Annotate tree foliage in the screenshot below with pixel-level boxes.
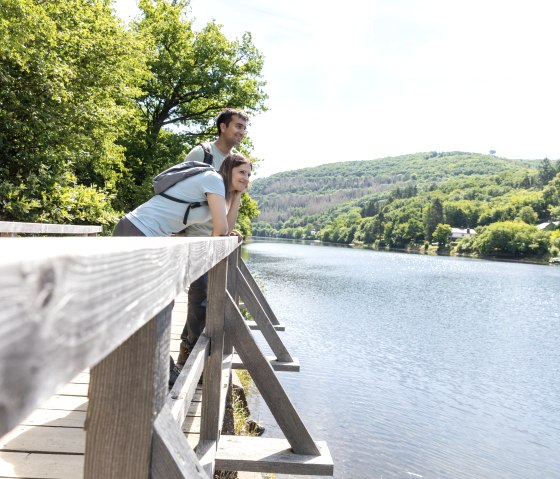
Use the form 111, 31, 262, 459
117, 0, 268, 213
0, 0, 145, 225
1, 0, 266, 233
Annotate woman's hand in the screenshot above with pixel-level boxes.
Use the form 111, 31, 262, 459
230, 229, 244, 243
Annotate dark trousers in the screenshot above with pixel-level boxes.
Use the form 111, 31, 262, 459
180, 273, 208, 353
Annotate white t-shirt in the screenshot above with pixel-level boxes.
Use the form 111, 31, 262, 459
126, 170, 225, 237
181, 142, 229, 237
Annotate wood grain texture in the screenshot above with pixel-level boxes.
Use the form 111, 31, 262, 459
0, 236, 238, 436
231, 353, 300, 372
0, 221, 102, 235
168, 336, 209, 425
151, 405, 208, 479
0, 451, 84, 478
199, 258, 228, 479
84, 303, 172, 478
215, 436, 333, 476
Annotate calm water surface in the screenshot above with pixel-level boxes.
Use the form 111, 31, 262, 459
241, 240, 560, 479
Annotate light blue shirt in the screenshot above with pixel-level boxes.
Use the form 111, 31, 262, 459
126, 170, 225, 236
182, 142, 229, 237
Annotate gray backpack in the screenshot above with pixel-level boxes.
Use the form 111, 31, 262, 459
151, 143, 215, 227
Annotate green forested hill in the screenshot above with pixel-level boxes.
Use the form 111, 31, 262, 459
251, 152, 532, 222
250, 152, 560, 259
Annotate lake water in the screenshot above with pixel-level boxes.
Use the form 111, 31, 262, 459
240, 239, 560, 479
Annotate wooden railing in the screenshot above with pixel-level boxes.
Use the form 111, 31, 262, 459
0, 224, 333, 477
0, 221, 102, 236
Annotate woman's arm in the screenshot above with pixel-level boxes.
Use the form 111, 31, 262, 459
206, 193, 229, 236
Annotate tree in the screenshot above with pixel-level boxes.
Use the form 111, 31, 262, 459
0, 0, 146, 225
470, 221, 549, 257
423, 198, 444, 241
236, 192, 260, 237
116, 0, 268, 211
516, 205, 538, 225
538, 158, 556, 185
432, 223, 452, 247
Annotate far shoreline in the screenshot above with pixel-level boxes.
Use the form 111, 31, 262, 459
246, 236, 557, 267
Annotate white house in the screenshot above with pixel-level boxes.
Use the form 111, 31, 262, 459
536, 221, 559, 231
450, 227, 476, 239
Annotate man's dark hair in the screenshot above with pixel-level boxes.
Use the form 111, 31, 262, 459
216, 108, 249, 136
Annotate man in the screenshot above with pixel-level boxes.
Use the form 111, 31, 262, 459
174, 108, 249, 374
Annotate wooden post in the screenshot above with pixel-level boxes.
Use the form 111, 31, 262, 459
198, 257, 228, 476
84, 302, 173, 478
224, 248, 240, 355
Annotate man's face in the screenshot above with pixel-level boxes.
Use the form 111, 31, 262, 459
220, 115, 247, 146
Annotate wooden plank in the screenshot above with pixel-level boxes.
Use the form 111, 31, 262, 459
168, 336, 209, 425
20, 409, 86, 428
0, 221, 102, 235
151, 404, 208, 479
84, 303, 172, 479
56, 382, 89, 396
231, 353, 300, 372
215, 436, 333, 476
225, 294, 320, 455
238, 259, 281, 326
237, 269, 293, 362
39, 395, 88, 412
0, 451, 84, 478
0, 425, 85, 454
0, 236, 238, 436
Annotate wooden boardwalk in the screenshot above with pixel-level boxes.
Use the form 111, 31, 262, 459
0, 292, 202, 478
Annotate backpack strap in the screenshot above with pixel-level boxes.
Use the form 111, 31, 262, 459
158, 193, 208, 225
200, 142, 213, 165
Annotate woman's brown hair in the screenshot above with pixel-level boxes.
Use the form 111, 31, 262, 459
218, 154, 252, 201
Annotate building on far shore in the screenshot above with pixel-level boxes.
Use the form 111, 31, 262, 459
450, 227, 476, 239
537, 221, 560, 231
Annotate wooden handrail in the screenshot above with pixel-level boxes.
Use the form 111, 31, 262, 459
0, 221, 102, 236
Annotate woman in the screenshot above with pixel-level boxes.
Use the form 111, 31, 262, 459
113, 153, 252, 238
113, 154, 252, 388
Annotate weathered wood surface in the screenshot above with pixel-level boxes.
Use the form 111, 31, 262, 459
231, 353, 300, 372
0, 236, 238, 436
0, 221, 102, 236
199, 257, 228, 478
237, 267, 293, 362
216, 437, 333, 476
1, 236, 334, 477
0, 293, 205, 478
84, 303, 173, 478
238, 258, 281, 326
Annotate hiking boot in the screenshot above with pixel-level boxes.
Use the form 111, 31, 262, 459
176, 342, 190, 368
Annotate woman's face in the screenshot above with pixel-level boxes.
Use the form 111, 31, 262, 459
230, 162, 252, 192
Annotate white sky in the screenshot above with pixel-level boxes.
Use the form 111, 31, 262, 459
113, 0, 560, 177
